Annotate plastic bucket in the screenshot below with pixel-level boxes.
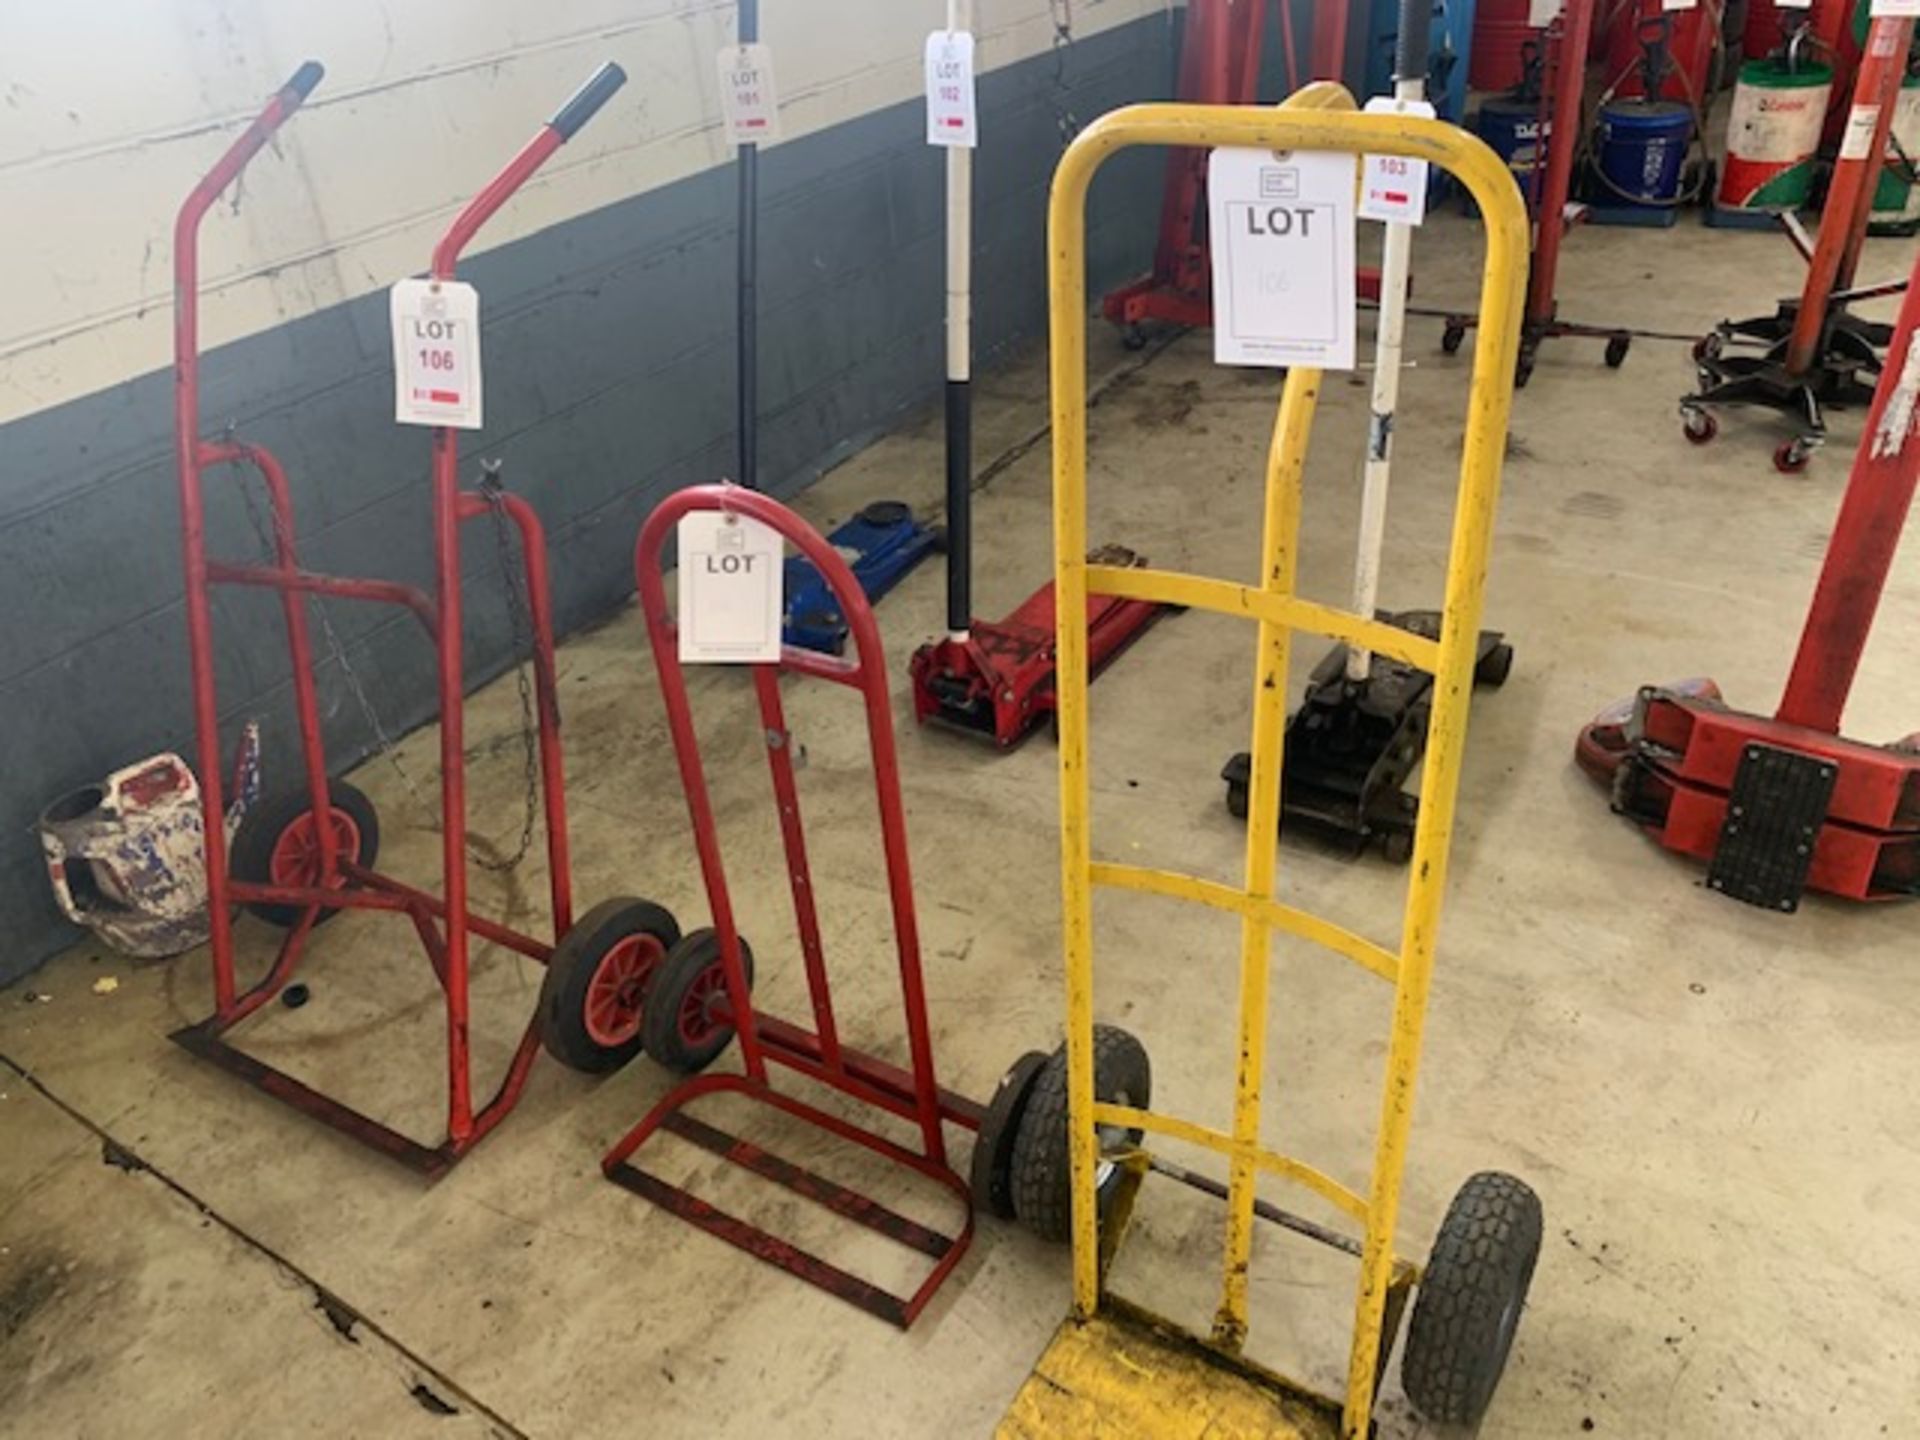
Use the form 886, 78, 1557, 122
1595, 99, 1693, 207
1478, 97, 1552, 213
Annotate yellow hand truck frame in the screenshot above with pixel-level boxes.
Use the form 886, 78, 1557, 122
993, 89, 1539, 1440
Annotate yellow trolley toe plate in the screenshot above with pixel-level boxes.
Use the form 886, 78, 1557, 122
999, 1302, 1342, 1440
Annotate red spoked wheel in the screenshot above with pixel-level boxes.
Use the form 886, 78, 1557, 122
229, 783, 381, 927
538, 898, 683, 1074
641, 928, 757, 1075
1773, 437, 1814, 475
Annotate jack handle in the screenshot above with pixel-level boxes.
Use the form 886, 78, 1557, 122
550, 60, 627, 140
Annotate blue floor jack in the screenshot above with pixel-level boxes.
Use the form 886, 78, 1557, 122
728, 0, 936, 654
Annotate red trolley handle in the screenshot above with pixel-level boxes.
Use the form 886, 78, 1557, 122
430, 61, 626, 279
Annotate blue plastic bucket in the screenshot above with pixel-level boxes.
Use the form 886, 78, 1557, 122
1477, 97, 1551, 214
1596, 99, 1692, 208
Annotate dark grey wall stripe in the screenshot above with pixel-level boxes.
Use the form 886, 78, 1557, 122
0, 15, 1174, 981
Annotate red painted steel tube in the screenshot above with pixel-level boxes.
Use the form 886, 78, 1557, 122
1777, 249, 1920, 735
174, 64, 322, 1013
1531, 0, 1596, 330
633, 484, 951, 1167
1311, 0, 1351, 81
202, 561, 439, 632
1785, 16, 1915, 377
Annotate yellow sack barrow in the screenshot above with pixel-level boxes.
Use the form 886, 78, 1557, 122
978, 87, 1541, 1440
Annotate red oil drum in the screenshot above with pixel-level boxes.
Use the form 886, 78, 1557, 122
1603, 0, 1720, 106
1471, 0, 1542, 92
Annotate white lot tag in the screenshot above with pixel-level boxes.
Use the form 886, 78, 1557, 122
678, 510, 782, 664
1360, 96, 1435, 226
718, 43, 781, 145
1528, 0, 1562, 23
926, 31, 978, 147
1662, 0, 1697, 11
1777, 0, 1812, 9
1208, 147, 1358, 370
1870, 0, 1920, 17
1839, 104, 1882, 160
390, 278, 481, 429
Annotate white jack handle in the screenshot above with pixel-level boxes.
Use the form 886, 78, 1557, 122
1347, 63, 1427, 683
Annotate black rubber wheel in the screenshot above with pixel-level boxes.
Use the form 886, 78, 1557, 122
1681, 407, 1717, 445
1474, 642, 1515, 689
537, 897, 683, 1074
1603, 335, 1630, 369
640, 928, 757, 1075
1514, 352, 1535, 389
1402, 1171, 1544, 1428
1121, 323, 1148, 352
1441, 322, 1466, 355
969, 1051, 1048, 1220
229, 782, 380, 927
858, 500, 913, 528
1380, 828, 1415, 865
1007, 1026, 1151, 1244
1225, 780, 1249, 821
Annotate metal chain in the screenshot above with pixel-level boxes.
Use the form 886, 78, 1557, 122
1048, 0, 1080, 146
229, 439, 539, 871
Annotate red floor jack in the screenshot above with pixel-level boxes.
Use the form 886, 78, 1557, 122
605, 485, 976, 1327
909, 0, 1169, 748
169, 62, 678, 1178
1098, 0, 1387, 348
1438, 0, 1663, 384
1577, 246, 1920, 909
1683, 14, 1918, 473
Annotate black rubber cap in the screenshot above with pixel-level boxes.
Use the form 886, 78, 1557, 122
286, 60, 324, 104
550, 62, 626, 141
1394, 0, 1430, 85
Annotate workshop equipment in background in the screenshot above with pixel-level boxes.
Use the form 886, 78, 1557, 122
912, 0, 1172, 750
1577, 246, 1920, 908
607, 485, 973, 1329
1442, 0, 1667, 384
1476, 43, 1555, 214
1365, 0, 1474, 126
169, 62, 678, 1178
729, 0, 938, 654
1584, 14, 1709, 226
1683, 12, 1916, 472
1867, 67, 1920, 235
1471, 0, 1540, 90
1710, 22, 1833, 229
39, 728, 259, 959
1602, 0, 1721, 105
1099, 0, 1387, 348
985, 81, 1542, 1440
1223, 11, 1515, 863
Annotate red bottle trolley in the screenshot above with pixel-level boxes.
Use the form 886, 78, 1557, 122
169, 61, 678, 1177
603, 485, 974, 1328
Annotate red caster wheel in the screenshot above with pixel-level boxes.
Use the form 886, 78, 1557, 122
229, 782, 380, 927
641, 928, 758, 1074
1773, 437, 1813, 475
1681, 407, 1717, 445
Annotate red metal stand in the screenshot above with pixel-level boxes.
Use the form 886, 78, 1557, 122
606, 486, 976, 1328
1578, 248, 1920, 907
170, 63, 646, 1177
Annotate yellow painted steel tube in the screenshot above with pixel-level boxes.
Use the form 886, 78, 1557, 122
1047, 98, 1529, 1440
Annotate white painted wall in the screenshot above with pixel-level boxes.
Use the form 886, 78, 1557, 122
0, 0, 1170, 424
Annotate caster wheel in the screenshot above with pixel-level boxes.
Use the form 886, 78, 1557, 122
1380, 828, 1415, 865
969, 1050, 1048, 1220
1121, 323, 1148, 352
1692, 332, 1723, 363
537, 898, 683, 1073
1441, 322, 1466, 355
1474, 641, 1515, 689
640, 928, 757, 1075
1603, 335, 1630, 369
1224, 781, 1249, 821
1681, 407, 1718, 445
1006, 1026, 1151, 1244
1773, 438, 1813, 475
1514, 353, 1536, 389
1402, 1171, 1543, 1428
229, 782, 380, 927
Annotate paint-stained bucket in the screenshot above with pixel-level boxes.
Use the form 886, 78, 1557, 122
1718, 60, 1833, 212
1869, 74, 1920, 235
1595, 98, 1694, 208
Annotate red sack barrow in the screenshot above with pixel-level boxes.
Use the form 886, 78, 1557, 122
168, 61, 678, 1176
604, 485, 976, 1328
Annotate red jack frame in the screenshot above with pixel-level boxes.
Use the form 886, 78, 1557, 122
607, 485, 977, 1328
1577, 248, 1920, 908
169, 62, 655, 1177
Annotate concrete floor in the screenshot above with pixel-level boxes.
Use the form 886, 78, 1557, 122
5, 210, 1919, 1440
